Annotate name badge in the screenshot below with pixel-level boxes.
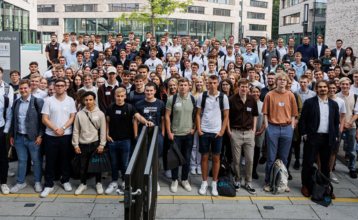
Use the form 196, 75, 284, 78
279, 102, 284, 106
91, 54, 94, 56
250, 58, 253, 60
176, 103, 182, 107
54, 47, 58, 50
116, 110, 121, 114
93, 116, 99, 120
247, 107, 252, 112
105, 91, 111, 95
329, 60, 331, 63
144, 110, 150, 113
266, 53, 269, 56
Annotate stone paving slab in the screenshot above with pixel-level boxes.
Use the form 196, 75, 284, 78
34, 218, 93, 220
257, 204, 319, 219
1, 218, 35, 220
310, 204, 358, 220
90, 204, 124, 218
32, 202, 95, 218
156, 204, 205, 219
204, 204, 262, 219
0, 202, 41, 216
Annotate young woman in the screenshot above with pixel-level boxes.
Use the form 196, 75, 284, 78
210, 48, 223, 69
190, 76, 207, 175
251, 86, 265, 179
320, 48, 332, 72
334, 76, 341, 93
210, 37, 217, 51
163, 53, 173, 69
335, 66, 344, 78
275, 64, 286, 74
201, 44, 208, 56
91, 69, 100, 87
340, 47, 357, 80
65, 68, 74, 81
152, 74, 166, 100
234, 55, 244, 73
76, 69, 84, 77
242, 62, 253, 78
219, 78, 234, 97
79, 73, 99, 107
188, 80, 193, 93
156, 64, 167, 81
304, 69, 314, 90
181, 51, 189, 63
104, 48, 117, 65
64, 77, 76, 100
98, 69, 105, 77
75, 89, 86, 112
227, 62, 236, 72
40, 77, 48, 93
229, 74, 239, 94
73, 74, 83, 93
228, 68, 236, 76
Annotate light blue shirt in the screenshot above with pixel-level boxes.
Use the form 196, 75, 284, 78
0, 95, 12, 133
242, 52, 259, 65
65, 51, 77, 67
290, 61, 308, 78
17, 95, 31, 134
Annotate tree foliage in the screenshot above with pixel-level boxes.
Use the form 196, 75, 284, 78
117, 0, 193, 37
271, 0, 280, 40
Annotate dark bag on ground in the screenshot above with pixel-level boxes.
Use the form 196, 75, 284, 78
311, 167, 333, 207
166, 141, 186, 170
87, 149, 112, 173
217, 172, 236, 197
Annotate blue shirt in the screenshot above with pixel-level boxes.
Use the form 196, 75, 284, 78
116, 42, 126, 51
17, 95, 31, 134
0, 95, 12, 133
242, 52, 260, 65
290, 61, 308, 78
65, 51, 77, 66
134, 99, 165, 131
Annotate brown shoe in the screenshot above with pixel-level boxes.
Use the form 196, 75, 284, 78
327, 188, 335, 199
293, 160, 300, 170
301, 185, 310, 197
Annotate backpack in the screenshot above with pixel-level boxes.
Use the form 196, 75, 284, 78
263, 48, 280, 65
310, 167, 333, 207
2, 96, 9, 122
190, 54, 207, 71
269, 159, 290, 194
201, 91, 224, 121
170, 94, 196, 123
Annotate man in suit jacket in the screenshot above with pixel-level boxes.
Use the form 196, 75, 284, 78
9, 79, 44, 194
314, 35, 328, 58
331, 39, 345, 64
299, 80, 340, 198
69, 51, 86, 71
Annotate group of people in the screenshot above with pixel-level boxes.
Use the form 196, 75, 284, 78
0, 31, 357, 199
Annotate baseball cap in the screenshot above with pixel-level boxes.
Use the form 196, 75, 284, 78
107, 66, 116, 74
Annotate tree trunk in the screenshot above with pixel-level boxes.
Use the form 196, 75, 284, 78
151, 0, 155, 37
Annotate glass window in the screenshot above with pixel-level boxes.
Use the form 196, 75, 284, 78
65, 4, 98, 12
197, 21, 207, 42
250, 0, 268, 8
22, 10, 29, 44
64, 18, 75, 33
249, 24, 267, 31
247, 12, 265, 19
215, 22, 225, 41
213, 8, 230, 16
284, 13, 300, 25
38, 18, 59, 26
177, 19, 188, 35
0, 1, 3, 31
208, 0, 230, 4
37, 5, 55, 12
282, 0, 300, 8
14, 7, 22, 32
314, 2, 327, 17
5, 2, 14, 31
108, 4, 139, 12
186, 6, 204, 14
86, 19, 96, 34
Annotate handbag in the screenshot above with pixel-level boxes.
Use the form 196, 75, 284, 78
310, 167, 333, 207
87, 148, 112, 173
217, 172, 236, 197
166, 140, 186, 170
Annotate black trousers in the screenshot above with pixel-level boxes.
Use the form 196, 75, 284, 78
287, 140, 301, 170
79, 142, 101, 184
221, 131, 233, 163
301, 134, 333, 186
0, 127, 8, 184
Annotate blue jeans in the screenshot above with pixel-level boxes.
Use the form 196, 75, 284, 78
108, 139, 131, 181
14, 135, 42, 184
199, 133, 223, 155
265, 124, 294, 183
170, 134, 193, 181
342, 129, 357, 171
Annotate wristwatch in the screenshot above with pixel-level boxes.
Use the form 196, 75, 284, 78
62, 126, 66, 130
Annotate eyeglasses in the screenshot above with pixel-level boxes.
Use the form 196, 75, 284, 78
55, 85, 65, 88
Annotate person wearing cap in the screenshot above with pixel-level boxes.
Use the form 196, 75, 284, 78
98, 66, 120, 114
45, 33, 59, 68
104, 61, 113, 73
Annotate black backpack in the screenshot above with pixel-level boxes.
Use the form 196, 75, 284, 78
2, 96, 9, 122
201, 91, 225, 121
310, 167, 334, 207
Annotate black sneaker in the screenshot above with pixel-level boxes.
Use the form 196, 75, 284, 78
234, 182, 241, 192
259, 156, 267, 164
350, 170, 357, 179
252, 170, 259, 180
288, 171, 292, 180
245, 184, 256, 195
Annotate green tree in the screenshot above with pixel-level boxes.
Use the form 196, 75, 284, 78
117, 0, 193, 37
271, 0, 280, 40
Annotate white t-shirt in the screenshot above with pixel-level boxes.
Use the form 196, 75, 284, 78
221, 54, 236, 70
197, 92, 229, 133
250, 80, 264, 89
94, 43, 103, 52
144, 58, 163, 73
43, 70, 53, 78
59, 42, 71, 56
183, 69, 192, 80
168, 46, 182, 59
290, 80, 300, 93
190, 54, 208, 74
41, 95, 77, 136
332, 97, 346, 114
32, 88, 47, 99
77, 44, 89, 52
349, 85, 358, 95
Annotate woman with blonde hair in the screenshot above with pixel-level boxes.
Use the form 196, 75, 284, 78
234, 55, 244, 73
156, 64, 167, 81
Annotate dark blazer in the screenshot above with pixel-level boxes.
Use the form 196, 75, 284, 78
314, 44, 328, 58
331, 48, 346, 64
9, 95, 44, 141
299, 96, 340, 146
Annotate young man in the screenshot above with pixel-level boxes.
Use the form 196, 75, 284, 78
214, 40, 225, 57
227, 78, 258, 194
120, 70, 132, 94
72, 91, 106, 195
315, 34, 328, 58
327, 68, 336, 81
190, 45, 208, 74
331, 39, 345, 64
262, 73, 298, 191
41, 78, 77, 198
287, 68, 299, 93
70, 32, 78, 44
166, 77, 196, 193
282, 46, 295, 63
234, 43, 241, 57
126, 32, 135, 44
262, 39, 280, 68
9, 70, 20, 101
264, 57, 278, 75
126, 73, 146, 106
298, 75, 316, 104
104, 33, 113, 49
276, 38, 287, 60
260, 72, 276, 102
23, 62, 39, 80
94, 35, 104, 52
30, 73, 47, 99
196, 75, 229, 196
115, 33, 126, 51
296, 36, 317, 65
336, 77, 358, 179
105, 88, 153, 193
88, 41, 99, 63
64, 43, 78, 66
45, 34, 59, 67
98, 67, 120, 114
144, 48, 163, 73
147, 37, 164, 61
181, 37, 191, 53
290, 52, 307, 79
83, 50, 93, 69
207, 61, 218, 76
117, 49, 130, 70
83, 34, 90, 46
182, 59, 192, 79
158, 37, 168, 61
168, 37, 182, 60
76, 35, 89, 52
248, 67, 264, 89
58, 33, 71, 57
221, 45, 236, 70
299, 80, 340, 197
9, 79, 44, 193
69, 51, 85, 71
349, 70, 358, 95
90, 34, 95, 42
79, 73, 99, 107
257, 37, 267, 63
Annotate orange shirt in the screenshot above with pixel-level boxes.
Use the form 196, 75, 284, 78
261, 89, 298, 124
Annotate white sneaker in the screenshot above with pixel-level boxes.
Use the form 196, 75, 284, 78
211, 182, 218, 197
199, 181, 208, 195
105, 182, 118, 195
197, 167, 202, 175
157, 182, 160, 192
40, 187, 53, 198
62, 182, 72, 192
34, 182, 43, 193
164, 170, 172, 179
75, 184, 87, 195
96, 183, 103, 195
1, 184, 10, 195
121, 181, 125, 189
190, 167, 197, 175
181, 180, 192, 192
241, 156, 246, 166
330, 172, 340, 184
10, 182, 27, 194
8, 169, 15, 177
170, 180, 178, 193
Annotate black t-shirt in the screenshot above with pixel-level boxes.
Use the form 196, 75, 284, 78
125, 91, 146, 106
106, 103, 137, 141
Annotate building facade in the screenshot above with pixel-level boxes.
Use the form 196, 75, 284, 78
36, 0, 271, 44
0, 0, 37, 44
